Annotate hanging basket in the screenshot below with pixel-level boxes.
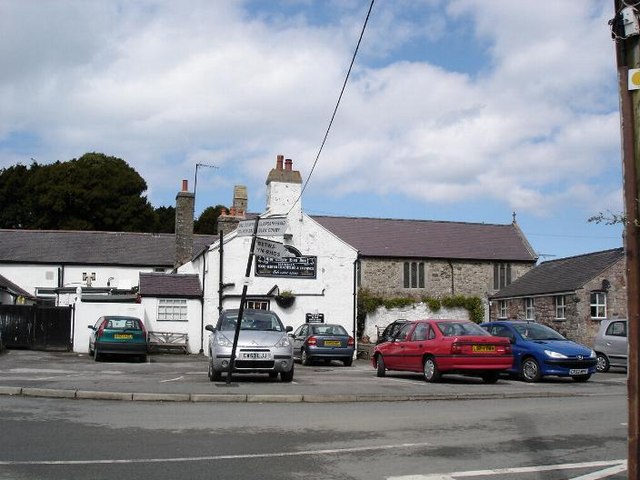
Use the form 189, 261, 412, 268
275, 294, 295, 308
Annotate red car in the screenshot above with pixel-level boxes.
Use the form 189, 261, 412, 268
372, 319, 513, 383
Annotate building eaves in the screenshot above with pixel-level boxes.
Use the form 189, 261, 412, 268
0, 273, 33, 298
491, 248, 625, 299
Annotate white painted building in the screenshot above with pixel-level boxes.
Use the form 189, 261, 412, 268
179, 156, 358, 353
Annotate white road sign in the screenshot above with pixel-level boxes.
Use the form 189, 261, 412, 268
254, 237, 294, 259
236, 217, 288, 237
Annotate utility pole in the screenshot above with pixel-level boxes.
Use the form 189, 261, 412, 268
612, 1, 640, 477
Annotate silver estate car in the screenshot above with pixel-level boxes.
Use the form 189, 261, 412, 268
593, 318, 628, 372
205, 309, 294, 382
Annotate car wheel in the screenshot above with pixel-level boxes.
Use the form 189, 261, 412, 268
94, 347, 101, 362
596, 353, 610, 373
343, 357, 353, 367
281, 364, 294, 382
139, 354, 147, 363
572, 374, 591, 382
423, 356, 441, 383
521, 357, 542, 382
268, 372, 278, 379
482, 372, 499, 384
376, 354, 386, 377
88, 343, 94, 357
208, 358, 221, 381
301, 349, 311, 366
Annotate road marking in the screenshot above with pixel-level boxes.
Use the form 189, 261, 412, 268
387, 459, 627, 479
569, 462, 627, 479
0, 442, 432, 466
159, 376, 184, 383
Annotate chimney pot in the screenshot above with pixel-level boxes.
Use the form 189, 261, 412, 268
182, 179, 188, 191
285, 158, 292, 171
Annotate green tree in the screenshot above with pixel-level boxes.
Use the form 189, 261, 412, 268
1, 153, 157, 231
152, 205, 176, 233
194, 205, 227, 234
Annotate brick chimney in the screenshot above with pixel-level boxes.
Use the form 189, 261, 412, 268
175, 179, 194, 267
217, 185, 248, 235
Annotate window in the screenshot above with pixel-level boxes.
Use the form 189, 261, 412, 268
498, 300, 507, 319
246, 300, 269, 310
606, 321, 627, 337
493, 263, 512, 289
403, 262, 425, 288
524, 298, 534, 320
555, 295, 566, 320
157, 299, 187, 321
590, 292, 607, 319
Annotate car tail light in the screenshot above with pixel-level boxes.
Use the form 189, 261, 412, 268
96, 321, 106, 338
307, 336, 317, 346
138, 320, 147, 337
500, 344, 512, 354
451, 342, 462, 354
347, 336, 354, 346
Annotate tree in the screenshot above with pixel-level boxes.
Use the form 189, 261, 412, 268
194, 205, 227, 234
0, 153, 157, 231
152, 206, 175, 233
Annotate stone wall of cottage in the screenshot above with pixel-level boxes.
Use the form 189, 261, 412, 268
360, 258, 534, 301
488, 258, 627, 345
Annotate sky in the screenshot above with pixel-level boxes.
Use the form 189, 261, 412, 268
0, 0, 625, 262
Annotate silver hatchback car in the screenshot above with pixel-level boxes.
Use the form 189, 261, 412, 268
593, 318, 628, 372
205, 309, 294, 382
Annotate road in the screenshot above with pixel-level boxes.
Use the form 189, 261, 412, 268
0, 388, 627, 480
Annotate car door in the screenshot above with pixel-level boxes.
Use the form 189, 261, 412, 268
605, 320, 628, 366
485, 324, 518, 371
291, 325, 308, 358
400, 322, 431, 372
382, 323, 415, 370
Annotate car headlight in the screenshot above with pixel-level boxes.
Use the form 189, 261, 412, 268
275, 335, 291, 348
215, 334, 233, 347
544, 350, 568, 359
589, 349, 596, 358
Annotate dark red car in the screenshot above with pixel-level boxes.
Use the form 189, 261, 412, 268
372, 319, 513, 383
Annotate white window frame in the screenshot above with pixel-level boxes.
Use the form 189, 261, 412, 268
524, 297, 534, 320
590, 291, 607, 319
246, 300, 269, 310
498, 300, 508, 319
157, 298, 188, 321
555, 295, 566, 320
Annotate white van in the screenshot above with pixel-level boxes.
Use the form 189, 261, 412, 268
593, 319, 628, 372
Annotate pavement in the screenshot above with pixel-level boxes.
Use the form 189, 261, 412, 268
0, 349, 629, 403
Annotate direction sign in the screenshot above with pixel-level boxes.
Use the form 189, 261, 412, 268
254, 237, 294, 259
236, 217, 288, 237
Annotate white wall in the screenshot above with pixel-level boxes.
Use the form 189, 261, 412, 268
140, 297, 203, 354
73, 301, 145, 353
364, 304, 470, 343
184, 213, 358, 355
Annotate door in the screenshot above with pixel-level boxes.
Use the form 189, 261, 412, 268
382, 322, 415, 370
605, 320, 628, 366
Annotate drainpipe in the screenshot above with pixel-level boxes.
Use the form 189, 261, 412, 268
218, 230, 224, 314
448, 260, 455, 295
199, 250, 207, 354
353, 255, 359, 346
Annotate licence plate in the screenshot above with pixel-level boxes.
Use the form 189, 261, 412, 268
114, 334, 133, 339
241, 352, 270, 360
569, 368, 588, 375
472, 345, 496, 353
324, 340, 341, 347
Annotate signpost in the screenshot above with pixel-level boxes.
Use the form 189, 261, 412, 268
254, 237, 295, 260
236, 217, 288, 237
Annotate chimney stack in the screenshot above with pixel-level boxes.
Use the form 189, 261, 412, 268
276, 154, 284, 170
285, 158, 292, 171
174, 179, 194, 268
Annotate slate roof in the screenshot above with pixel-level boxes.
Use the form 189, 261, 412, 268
139, 273, 202, 298
0, 230, 216, 267
311, 216, 537, 262
0, 273, 33, 298
491, 248, 625, 299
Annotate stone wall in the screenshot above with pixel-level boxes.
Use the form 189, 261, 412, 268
360, 257, 534, 301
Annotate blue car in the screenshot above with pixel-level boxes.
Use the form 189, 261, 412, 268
480, 321, 597, 382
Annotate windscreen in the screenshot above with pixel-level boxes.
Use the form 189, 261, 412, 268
311, 325, 348, 336
218, 311, 284, 332
437, 321, 489, 337
513, 323, 565, 341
